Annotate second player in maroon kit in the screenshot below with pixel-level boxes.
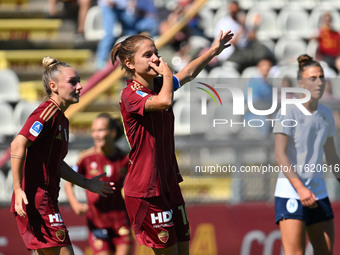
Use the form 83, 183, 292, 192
112, 31, 234, 255
65, 113, 132, 255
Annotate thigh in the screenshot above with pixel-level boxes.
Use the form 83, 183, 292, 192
35, 245, 74, 255
16, 210, 71, 251
170, 188, 190, 243
125, 195, 177, 249
279, 219, 306, 255
306, 219, 334, 255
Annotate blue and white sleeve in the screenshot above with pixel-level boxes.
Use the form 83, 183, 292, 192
173, 76, 181, 91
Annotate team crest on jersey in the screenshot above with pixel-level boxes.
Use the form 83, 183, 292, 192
29, 121, 43, 137
56, 229, 66, 242
118, 226, 130, 236
104, 165, 112, 177
158, 230, 169, 243
94, 239, 103, 250
136, 90, 148, 97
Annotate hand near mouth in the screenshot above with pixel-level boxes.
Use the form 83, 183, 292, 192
148, 57, 172, 77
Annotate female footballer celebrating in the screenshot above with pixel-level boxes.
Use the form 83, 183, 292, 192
274, 54, 340, 255
10, 57, 115, 255
111, 31, 233, 255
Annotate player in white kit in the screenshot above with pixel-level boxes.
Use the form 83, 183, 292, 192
273, 54, 340, 255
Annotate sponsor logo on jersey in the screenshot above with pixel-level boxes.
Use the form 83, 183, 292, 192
29, 121, 43, 137
136, 90, 148, 97
158, 230, 169, 243
56, 229, 66, 242
150, 210, 174, 228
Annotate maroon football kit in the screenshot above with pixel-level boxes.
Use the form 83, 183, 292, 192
120, 78, 190, 248
76, 148, 132, 253
10, 99, 72, 250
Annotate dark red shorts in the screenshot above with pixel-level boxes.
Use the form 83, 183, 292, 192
125, 186, 190, 249
88, 211, 132, 254
14, 209, 71, 250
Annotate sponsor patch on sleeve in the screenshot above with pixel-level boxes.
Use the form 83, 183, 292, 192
136, 90, 149, 97
29, 121, 43, 137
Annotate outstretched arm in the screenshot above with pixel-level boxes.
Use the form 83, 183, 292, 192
61, 161, 115, 197
175, 30, 234, 85
64, 181, 89, 215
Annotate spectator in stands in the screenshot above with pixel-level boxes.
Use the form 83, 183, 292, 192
65, 113, 132, 255
95, 0, 136, 70
133, 0, 159, 37
10, 56, 115, 254
312, 12, 340, 73
274, 54, 340, 255
48, 0, 92, 38
279, 76, 296, 101
214, 1, 275, 72
111, 31, 233, 255
244, 58, 274, 137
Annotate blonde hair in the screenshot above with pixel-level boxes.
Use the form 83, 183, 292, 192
42, 56, 71, 96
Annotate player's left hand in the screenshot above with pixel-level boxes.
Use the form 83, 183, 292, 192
212, 30, 234, 56
86, 173, 115, 197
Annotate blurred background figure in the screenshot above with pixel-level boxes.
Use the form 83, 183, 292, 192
95, 0, 136, 70
244, 58, 275, 137
313, 12, 340, 73
48, 0, 92, 39
65, 113, 132, 255
133, 0, 159, 37
214, 1, 274, 72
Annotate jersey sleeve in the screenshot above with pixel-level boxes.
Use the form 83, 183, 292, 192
19, 106, 52, 143
121, 87, 152, 116
173, 76, 180, 91
273, 107, 295, 137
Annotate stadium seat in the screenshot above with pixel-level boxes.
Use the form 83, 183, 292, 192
0, 49, 92, 71
241, 66, 260, 78
173, 99, 190, 135
309, 7, 340, 33
317, 0, 340, 10
274, 37, 307, 64
188, 35, 211, 51
306, 39, 318, 59
208, 66, 240, 79
259, 38, 276, 53
0, 0, 28, 10
253, 0, 285, 10
0, 101, 15, 138
285, 0, 317, 10
0, 68, 19, 103
198, 7, 215, 39
0, 171, 6, 202
0, 19, 62, 40
84, 5, 122, 41
238, 0, 255, 10
13, 100, 40, 133
245, 7, 280, 39
277, 7, 311, 38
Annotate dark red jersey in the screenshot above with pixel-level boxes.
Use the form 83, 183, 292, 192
10, 99, 69, 214
120, 78, 183, 198
76, 148, 129, 228
318, 28, 340, 57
